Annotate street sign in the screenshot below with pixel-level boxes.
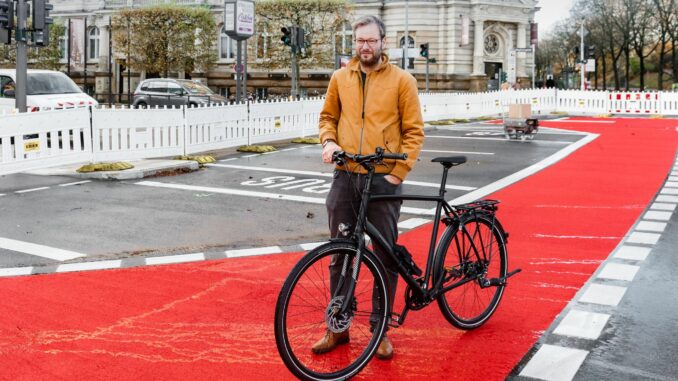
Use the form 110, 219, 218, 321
585, 59, 595, 72
234, 63, 244, 73
514, 48, 533, 53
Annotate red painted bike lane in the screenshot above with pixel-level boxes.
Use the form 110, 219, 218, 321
1, 118, 676, 380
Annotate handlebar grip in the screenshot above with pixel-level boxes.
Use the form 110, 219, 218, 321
383, 153, 408, 160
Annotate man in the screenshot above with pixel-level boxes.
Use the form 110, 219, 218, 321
314, 15, 424, 360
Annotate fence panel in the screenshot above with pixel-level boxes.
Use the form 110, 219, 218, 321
607, 92, 661, 114
91, 106, 184, 161
0, 108, 92, 176
248, 98, 321, 145
185, 103, 249, 154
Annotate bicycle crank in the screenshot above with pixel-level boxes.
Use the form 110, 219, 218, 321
479, 268, 522, 288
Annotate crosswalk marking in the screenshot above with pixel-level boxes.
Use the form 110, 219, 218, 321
145, 253, 205, 265
579, 284, 627, 306
597, 263, 639, 281
519, 344, 589, 381
553, 310, 610, 340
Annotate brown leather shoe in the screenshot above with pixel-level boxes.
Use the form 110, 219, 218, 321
375, 335, 393, 360
311, 331, 350, 354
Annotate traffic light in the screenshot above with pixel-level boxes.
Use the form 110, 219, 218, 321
33, 0, 53, 46
294, 27, 305, 50
0, 0, 13, 29
419, 43, 429, 58
281, 27, 292, 47
586, 45, 595, 59
0, 0, 12, 45
32, 0, 53, 31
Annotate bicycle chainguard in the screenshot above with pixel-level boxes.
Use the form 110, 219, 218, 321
480, 268, 522, 288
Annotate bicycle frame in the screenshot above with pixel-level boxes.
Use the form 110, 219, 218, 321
336, 162, 466, 317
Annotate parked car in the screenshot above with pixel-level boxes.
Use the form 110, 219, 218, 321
0, 69, 99, 112
132, 78, 226, 108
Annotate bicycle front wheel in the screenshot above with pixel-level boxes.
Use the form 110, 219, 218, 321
274, 241, 390, 381
434, 213, 508, 329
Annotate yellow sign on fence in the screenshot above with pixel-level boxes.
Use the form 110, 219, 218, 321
24, 140, 40, 152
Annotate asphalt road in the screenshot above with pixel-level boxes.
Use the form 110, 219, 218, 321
0, 122, 584, 270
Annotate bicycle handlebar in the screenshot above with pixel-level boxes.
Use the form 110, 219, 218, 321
332, 147, 408, 167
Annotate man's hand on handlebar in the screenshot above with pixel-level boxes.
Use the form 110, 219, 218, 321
322, 141, 341, 164
384, 174, 402, 185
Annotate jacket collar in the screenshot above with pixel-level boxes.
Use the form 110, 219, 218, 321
347, 53, 391, 73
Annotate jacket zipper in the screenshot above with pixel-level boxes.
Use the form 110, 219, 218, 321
359, 72, 369, 155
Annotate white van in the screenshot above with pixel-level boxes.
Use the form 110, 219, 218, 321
0, 69, 99, 112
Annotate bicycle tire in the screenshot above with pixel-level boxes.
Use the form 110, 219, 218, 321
433, 212, 508, 329
275, 241, 390, 381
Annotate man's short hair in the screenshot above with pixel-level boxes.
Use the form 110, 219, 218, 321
352, 15, 386, 39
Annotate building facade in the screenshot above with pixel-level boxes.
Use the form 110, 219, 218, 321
51, 0, 538, 102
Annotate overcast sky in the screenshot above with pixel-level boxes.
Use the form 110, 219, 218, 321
534, 0, 576, 35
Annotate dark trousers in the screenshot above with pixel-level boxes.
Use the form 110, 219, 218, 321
326, 170, 402, 329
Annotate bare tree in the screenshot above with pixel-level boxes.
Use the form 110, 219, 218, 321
630, 0, 659, 90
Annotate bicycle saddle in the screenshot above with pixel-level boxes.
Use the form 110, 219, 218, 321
431, 156, 467, 167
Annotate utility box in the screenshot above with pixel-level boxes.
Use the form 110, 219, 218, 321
508, 103, 532, 119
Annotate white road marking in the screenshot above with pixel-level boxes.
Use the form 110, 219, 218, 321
626, 231, 661, 245
613, 245, 651, 261
650, 202, 676, 211
0, 193, 5, 197
136, 181, 436, 216
241, 154, 259, 158
57, 260, 122, 273
643, 210, 673, 221
579, 284, 627, 306
665, 181, 678, 188
397, 218, 430, 229
421, 149, 494, 155
0, 237, 86, 261
59, 180, 92, 187
634, 221, 667, 233
441, 133, 599, 207
597, 263, 639, 281
660, 187, 678, 195
553, 310, 611, 340
219, 158, 238, 162
226, 246, 282, 258
0, 267, 33, 277
656, 195, 678, 203
15, 186, 50, 194
534, 234, 620, 240
206, 163, 475, 191
519, 344, 589, 381
546, 119, 615, 123
426, 135, 571, 144
145, 253, 205, 265
300, 242, 326, 250
668, 176, 677, 181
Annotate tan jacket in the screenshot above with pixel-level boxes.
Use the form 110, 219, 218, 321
319, 55, 424, 181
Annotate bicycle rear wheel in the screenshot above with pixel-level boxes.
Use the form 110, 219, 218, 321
434, 213, 508, 329
275, 241, 389, 381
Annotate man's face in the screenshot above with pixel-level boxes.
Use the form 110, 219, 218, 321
354, 24, 384, 67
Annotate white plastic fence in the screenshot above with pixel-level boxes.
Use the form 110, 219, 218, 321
2, 89, 677, 176
0, 108, 91, 175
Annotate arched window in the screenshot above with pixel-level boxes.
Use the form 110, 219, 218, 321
399, 35, 415, 48
220, 26, 235, 60
88, 27, 100, 60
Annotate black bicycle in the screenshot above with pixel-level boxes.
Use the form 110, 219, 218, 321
274, 147, 520, 380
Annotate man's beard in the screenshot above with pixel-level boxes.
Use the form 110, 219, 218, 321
358, 49, 382, 67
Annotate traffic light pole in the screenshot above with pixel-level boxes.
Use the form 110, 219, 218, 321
291, 45, 298, 98
580, 22, 585, 91
16, 0, 28, 112
425, 58, 429, 92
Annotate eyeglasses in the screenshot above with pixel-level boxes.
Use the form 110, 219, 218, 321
354, 38, 381, 47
